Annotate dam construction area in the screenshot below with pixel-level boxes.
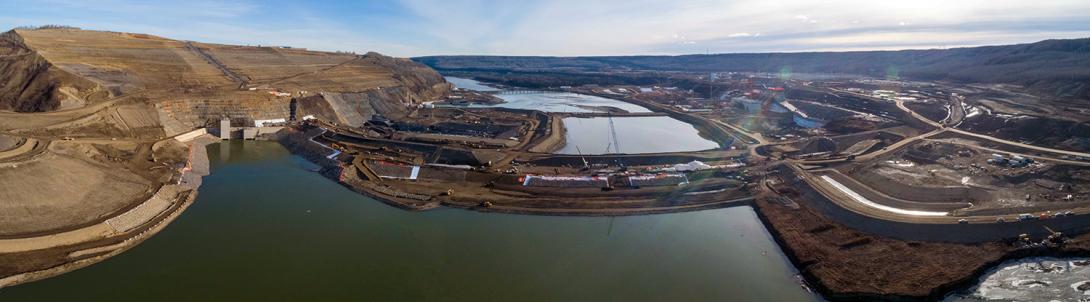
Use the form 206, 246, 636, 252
2, 26, 1090, 301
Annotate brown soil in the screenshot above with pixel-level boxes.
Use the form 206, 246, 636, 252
527, 115, 565, 153
753, 193, 1015, 300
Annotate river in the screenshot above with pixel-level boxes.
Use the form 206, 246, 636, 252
478, 93, 652, 113
1, 141, 816, 301
445, 76, 499, 92
447, 76, 650, 113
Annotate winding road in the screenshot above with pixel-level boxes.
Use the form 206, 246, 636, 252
774, 94, 1090, 225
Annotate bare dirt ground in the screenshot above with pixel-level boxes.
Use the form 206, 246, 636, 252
838, 139, 1090, 215
0, 140, 179, 236
758, 169, 1090, 300
0, 136, 210, 286
0, 134, 21, 150
754, 193, 1011, 299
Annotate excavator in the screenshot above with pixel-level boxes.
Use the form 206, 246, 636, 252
1043, 226, 1066, 246
1019, 226, 1069, 247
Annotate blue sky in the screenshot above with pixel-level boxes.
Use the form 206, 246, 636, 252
2, 0, 1089, 57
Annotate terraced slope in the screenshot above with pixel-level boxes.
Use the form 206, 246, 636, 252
0, 28, 450, 134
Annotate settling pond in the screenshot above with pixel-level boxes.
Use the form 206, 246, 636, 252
1, 141, 816, 301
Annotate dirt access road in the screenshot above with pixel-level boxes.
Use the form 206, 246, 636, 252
788, 96, 1090, 225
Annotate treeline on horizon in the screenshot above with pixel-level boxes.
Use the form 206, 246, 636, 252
415, 38, 1090, 99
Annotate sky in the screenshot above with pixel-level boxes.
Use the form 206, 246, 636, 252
2, 0, 1089, 57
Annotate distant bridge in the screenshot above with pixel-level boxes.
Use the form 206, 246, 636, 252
485, 89, 566, 95
555, 112, 668, 118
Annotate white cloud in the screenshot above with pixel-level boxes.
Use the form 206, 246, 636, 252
4, 0, 1090, 56
501, 0, 1090, 55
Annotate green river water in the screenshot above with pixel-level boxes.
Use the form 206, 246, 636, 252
2, 141, 815, 301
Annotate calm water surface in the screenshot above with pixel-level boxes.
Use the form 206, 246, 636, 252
446, 77, 714, 154
445, 76, 499, 92
483, 93, 652, 113
446, 76, 650, 113
557, 116, 720, 154
2, 141, 815, 301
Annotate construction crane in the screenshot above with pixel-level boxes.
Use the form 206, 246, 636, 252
605, 113, 627, 170
607, 112, 621, 154
575, 146, 590, 171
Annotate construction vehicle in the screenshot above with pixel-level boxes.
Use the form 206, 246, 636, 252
1018, 233, 1032, 244
1043, 226, 1065, 246
1017, 213, 1036, 221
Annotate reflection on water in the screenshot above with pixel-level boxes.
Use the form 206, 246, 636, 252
445, 76, 650, 113
445, 76, 499, 92
482, 93, 652, 113
2, 141, 814, 302
945, 257, 1090, 301
558, 116, 720, 154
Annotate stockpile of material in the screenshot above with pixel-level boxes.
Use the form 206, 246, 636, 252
369, 160, 419, 180
522, 175, 608, 187
628, 173, 689, 187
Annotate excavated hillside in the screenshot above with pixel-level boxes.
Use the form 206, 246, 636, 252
0, 28, 450, 136
0, 28, 452, 286
0, 31, 102, 112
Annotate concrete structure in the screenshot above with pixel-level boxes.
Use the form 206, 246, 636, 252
254, 118, 286, 127
734, 97, 788, 114
173, 128, 208, 142
793, 114, 828, 128
242, 128, 258, 140
219, 118, 231, 140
